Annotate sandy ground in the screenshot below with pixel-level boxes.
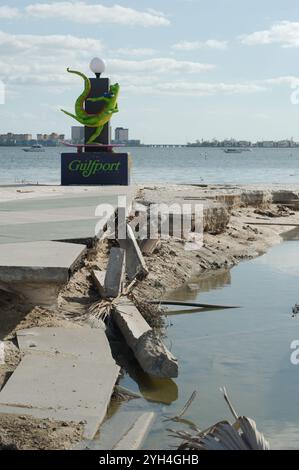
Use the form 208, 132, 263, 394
0, 183, 299, 449
0, 414, 83, 450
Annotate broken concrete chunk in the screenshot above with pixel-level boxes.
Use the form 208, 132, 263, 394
134, 331, 178, 379
118, 224, 149, 281
0, 241, 86, 284
113, 298, 178, 378
104, 247, 126, 298
0, 327, 120, 440
73, 410, 155, 450
113, 412, 155, 450
92, 269, 106, 297
139, 239, 160, 255
113, 298, 151, 346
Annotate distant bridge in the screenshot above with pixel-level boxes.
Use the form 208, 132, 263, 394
143, 144, 188, 148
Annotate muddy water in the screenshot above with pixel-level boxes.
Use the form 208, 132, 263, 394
116, 238, 299, 450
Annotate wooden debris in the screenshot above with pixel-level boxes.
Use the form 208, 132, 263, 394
163, 391, 198, 431
114, 385, 141, 400
104, 247, 126, 298
169, 387, 270, 450
246, 222, 299, 227
150, 300, 240, 310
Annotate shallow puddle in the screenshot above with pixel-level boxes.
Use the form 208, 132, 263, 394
116, 238, 299, 450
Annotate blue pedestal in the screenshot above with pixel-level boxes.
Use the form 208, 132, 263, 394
61, 152, 130, 186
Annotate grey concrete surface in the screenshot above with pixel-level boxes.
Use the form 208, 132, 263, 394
113, 298, 178, 378
0, 327, 120, 439
0, 186, 135, 244
104, 247, 126, 298
0, 241, 86, 283
119, 224, 149, 281
73, 410, 155, 450
92, 269, 106, 297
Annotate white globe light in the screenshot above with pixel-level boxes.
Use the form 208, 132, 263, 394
90, 57, 106, 77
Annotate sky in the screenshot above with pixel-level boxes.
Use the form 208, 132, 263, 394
1, 0, 299, 143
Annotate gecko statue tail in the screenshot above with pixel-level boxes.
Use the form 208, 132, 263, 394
61, 67, 120, 143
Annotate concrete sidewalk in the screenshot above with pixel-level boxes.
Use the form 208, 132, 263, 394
0, 185, 135, 244
0, 184, 135, 295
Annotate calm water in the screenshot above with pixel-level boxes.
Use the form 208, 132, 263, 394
113, 239, 299, 450
1, 146, 299, 185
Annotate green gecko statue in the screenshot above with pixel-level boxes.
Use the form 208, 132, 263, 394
61, 68, 119, 144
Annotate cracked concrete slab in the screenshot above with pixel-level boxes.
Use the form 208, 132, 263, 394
0, 241, 86, 283
0, 327, 120, 439
74, 410, 155, 450
0, 186, 135, 244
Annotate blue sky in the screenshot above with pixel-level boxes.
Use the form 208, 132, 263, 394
1, 0, 299, 143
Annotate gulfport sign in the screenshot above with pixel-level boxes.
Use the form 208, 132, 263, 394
61, 152, 129, 185
60, 58, 130, 186
69, 158, 121, 177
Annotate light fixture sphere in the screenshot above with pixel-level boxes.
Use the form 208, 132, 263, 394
89, 57, 106, 76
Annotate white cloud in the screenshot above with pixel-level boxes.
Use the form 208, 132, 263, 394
120, 75, 299, 96
241, 21, 299, 47
0, 30, 104, 57
25, 2, 170, 27
107, 58, 215, 74
262, 76, 299, 87
0, 6, 19, 19
153, 81, 266, 96
0, 30, 214, 90
115, 48, 156, 57
173, 39, 228, 51
1, 28, 298, 99
0, 30, 104, 85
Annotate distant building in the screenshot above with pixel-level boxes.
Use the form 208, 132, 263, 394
71, 126, 84, 144
36, 133, 64, 145
126, 139, 141, 146
262, 141, 274, 148
277, 139, 293, 148
115, 127, 129, 143
0, 132, 64, 146
0, 133, 33, 145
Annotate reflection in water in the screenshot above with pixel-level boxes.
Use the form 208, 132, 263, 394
168, 268, 231, 302
112, 240, 299, 450
115, 342, 178, 405
135, 370, 178, 405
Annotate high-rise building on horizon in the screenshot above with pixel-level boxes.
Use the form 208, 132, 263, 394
71, 126, 84, 144
115, 127, 129, 143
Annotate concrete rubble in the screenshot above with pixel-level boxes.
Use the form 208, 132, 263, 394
139, 238, 160, 255
73, 411, 155, 450
104, 247, 126, 298
0, 240, 86, 304
0, 327, 120, 440
119, 224, 149, 281
113, 298, 178, 378
91, 269, 106, 297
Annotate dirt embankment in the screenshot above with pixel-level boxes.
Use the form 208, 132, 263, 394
0, 184, 299, 449
132, 184, 299, 299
